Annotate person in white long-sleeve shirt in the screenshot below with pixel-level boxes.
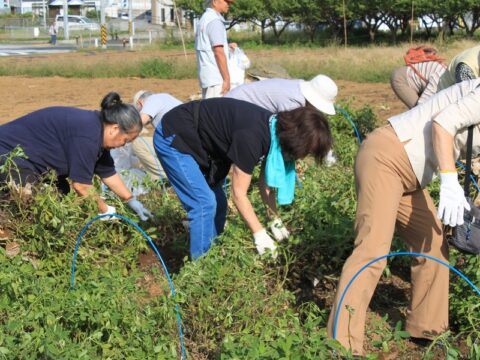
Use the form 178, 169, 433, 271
328, 78, 480, 355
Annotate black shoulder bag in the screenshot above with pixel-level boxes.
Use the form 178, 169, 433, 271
449, 125, 480, 254
193, 101, 231, 187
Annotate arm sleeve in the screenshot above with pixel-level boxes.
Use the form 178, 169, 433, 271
141, 98, 162, 120
67, 136, 104, 184
455, 62, 476, 83
227, 130, 265, 175
418, 69, 443, 104
206, 19, 226, 47
94, 150, 116, 179
433, 88, 480, 135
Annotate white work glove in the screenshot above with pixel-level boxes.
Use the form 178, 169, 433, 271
437, 172, 470, 227
253, 229, 277, 259
98, 205, 116, 221
324, 149, 337, 167
127, 197, 153, 221
269, 218, 290, 242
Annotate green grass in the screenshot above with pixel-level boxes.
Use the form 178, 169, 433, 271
0, 104, 479, 359
0, 39, 476, 83
0, 55, 197, 79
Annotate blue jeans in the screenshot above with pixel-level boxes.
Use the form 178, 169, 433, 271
153, 123, 227, 259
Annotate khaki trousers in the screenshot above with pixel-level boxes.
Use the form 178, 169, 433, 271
390, 66, 419, 109
131, 135, 165, 181
327, 125, 449, 355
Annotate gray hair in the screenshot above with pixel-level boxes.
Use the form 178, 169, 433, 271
100, 92, 142, 134
204, 0, 213, 8
132, 90, 154, 109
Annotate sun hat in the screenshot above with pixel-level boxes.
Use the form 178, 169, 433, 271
299, 74, 337, 115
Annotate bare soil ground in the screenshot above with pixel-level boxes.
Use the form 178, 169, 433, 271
0, 50, 433, 358
0, 75, 405, 123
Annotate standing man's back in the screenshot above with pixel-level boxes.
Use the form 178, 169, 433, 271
195, 0, 234, 99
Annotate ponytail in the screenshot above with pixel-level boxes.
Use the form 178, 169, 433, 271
100, 92, 142, 133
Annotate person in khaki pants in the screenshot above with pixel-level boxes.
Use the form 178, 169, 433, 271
130, 90, 183, 181
327, 78, 480, 355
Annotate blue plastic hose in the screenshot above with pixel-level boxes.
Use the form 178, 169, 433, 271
71, 214, 187, 360
456, 161, 480, 193
335, 106, 363, 144
332, 251, 480, 340
295, 174, 303, 189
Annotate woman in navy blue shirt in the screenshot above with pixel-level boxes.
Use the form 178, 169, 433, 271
0, 92, 152, 221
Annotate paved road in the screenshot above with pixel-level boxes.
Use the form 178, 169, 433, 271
0, 44, 76, 57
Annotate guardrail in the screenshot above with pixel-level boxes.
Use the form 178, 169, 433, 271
0, 18, 193, 44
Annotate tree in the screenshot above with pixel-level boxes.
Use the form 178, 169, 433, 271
350, 0, 387, 43
458, 0, 480, 36
379, 0, 411, 43
175, 0, 203, 17
266, 0, 299, 41
293, 0, 322, 42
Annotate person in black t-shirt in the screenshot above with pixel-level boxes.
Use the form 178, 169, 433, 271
153, 97, 332, 260
0, 92, 153, 221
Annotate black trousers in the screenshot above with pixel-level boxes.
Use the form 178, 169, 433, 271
0, 165, 70, 195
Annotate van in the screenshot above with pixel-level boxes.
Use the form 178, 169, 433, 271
55, 15, 100, 31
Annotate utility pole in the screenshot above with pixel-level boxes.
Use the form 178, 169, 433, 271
342, 0, 347, 49
128, 0, 133, 34
42, 0, 47, 28
62, 0, 69, 40
128, 0, 133, 48
100, 0, 107, 48
410, 0, 414, 45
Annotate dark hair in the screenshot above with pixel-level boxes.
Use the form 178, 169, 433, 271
276, 107, 332, 163
100, 92, 142, 133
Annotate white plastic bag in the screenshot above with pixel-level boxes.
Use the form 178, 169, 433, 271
229, 47, 251, 88
110, 144, 149, 196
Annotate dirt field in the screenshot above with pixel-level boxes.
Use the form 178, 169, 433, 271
0, 67, 406, 123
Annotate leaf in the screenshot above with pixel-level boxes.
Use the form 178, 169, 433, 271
395, 331, 411, 339
0, 347, 10, 355
5, 242, 20, 258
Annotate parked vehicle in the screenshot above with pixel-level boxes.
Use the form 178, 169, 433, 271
55, 15, 100, 31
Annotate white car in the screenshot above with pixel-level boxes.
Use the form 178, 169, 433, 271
55, 15, 100, 31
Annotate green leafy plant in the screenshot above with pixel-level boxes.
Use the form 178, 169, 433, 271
0, 102, 478, 359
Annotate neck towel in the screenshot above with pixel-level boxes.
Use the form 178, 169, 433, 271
265, 115, 296, 205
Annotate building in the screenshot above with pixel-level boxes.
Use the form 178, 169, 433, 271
151, 0, 183, 26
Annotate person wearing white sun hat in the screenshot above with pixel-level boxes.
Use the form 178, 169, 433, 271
224, 73, 338, 243
225, 74, 338, 115
299, 74, 338, 115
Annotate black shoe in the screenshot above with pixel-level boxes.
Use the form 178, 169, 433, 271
409, 336, 432, 347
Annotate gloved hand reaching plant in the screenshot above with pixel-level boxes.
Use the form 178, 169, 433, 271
127, 197, 153, 221
98, 205, 116, 221
269, 218, 290, 241
253, 229, 277, 258
437, 172, 470, 227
